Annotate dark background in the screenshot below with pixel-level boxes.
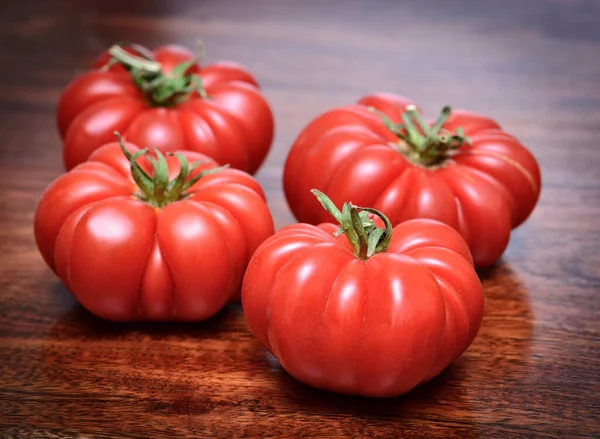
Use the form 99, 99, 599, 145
1, 0, 599, 437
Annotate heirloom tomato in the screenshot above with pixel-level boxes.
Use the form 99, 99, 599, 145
57, 42, 274, 174
35, 136, 274, 321
242, 190, 483, 397
283, 93, 541, 267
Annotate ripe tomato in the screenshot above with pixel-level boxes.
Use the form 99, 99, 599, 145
57, 43, 274, 174
35, 137, 274, 321
242, 190, 484, 397
283, 93, 541, 267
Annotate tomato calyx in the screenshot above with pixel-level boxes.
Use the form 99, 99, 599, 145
369, 105, 471, 167
107, 44, 208, 106
115, 132, 228, 208
311, 189, 393, 260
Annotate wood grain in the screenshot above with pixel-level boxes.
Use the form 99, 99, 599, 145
1, 0, 599, 437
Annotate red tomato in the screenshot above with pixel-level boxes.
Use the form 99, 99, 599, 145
242, 190, 484, 397
35, 139, 274, 321
283, 93, 542, 267
57, 43, 274, 174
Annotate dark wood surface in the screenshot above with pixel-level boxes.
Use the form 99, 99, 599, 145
1, 0, 599, 437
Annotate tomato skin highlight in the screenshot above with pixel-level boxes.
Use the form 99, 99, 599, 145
283, 93, 541, 267
35, 141, 274, 322
242, 218, 484, 398
58, 44, 274, 174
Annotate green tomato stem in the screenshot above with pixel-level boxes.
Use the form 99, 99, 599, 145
311, 189, 393, 260
108, 45, 161, 74
106, 44, 209, 106
370, 104, 471, 167
115, 132, 228, 208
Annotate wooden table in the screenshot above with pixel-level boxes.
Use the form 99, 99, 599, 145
1, 0, 599, 437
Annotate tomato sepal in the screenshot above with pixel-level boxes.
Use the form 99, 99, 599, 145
368, 104, 471, 167
311, 189, 393, 260
108, 45, 208, 105
116, 132, 228, 208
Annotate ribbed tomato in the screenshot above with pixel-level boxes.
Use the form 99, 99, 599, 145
35, 138, 274, 321
57, 42, 274, 174
283, 93, 541, 267
242, 191, 484, 397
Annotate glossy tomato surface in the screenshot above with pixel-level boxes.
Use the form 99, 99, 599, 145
283, 93, 541, 267
57, 44, 274, 174
242, 219, 484, 397
35, 141, 274, 321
